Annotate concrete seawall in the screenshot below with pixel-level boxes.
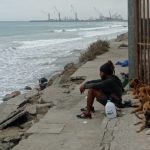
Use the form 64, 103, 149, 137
2, 34, 149, 150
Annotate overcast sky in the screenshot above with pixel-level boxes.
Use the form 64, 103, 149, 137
0, 0, 128, 21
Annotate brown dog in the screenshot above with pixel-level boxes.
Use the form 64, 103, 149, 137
138, 86, 150, 98
130, 79, 145, 98
134, 99, 150, 132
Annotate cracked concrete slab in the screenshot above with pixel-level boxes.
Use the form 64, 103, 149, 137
27, 123, 65, 134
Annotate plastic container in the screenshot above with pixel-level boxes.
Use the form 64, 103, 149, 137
105, 100, 117, 119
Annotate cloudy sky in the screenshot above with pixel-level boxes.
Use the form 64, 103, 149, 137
0, 0, 128, 21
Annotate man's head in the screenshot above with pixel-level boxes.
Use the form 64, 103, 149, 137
100, 60, 115, 80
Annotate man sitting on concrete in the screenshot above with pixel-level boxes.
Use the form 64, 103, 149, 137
77, 60, 124, 119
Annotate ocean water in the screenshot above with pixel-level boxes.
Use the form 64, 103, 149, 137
0, 21, 128, 102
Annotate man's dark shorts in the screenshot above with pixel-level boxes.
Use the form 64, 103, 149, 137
96, 97, 123, 108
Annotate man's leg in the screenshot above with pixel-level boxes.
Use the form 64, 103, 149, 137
86, 89, 104, 115
77, 89, 105, 119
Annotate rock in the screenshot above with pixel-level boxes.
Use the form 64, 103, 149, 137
39, 78, 48, 90
25, 105, 37, 115
115, 33, 128, 42
63, 90, 70, 94
36, 114, 45, 120
3, 91, 21, 101
20, 120, 34, 129
36, 104, 52, 114
0, 142, 14, 150
37, 97, 45, 104
47, 74, 60, 86
3, 134, 22, 143
118, 43, 128, 48
145, 129, 150, 135
60, 63, 77, 84
24, 86, 32, 90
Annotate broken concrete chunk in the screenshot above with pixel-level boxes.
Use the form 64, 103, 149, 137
36, 104, 52, 114
20, 120, 34, 129
37, 97, 45, 104
36, 114, 45, 121
25, 105, 37, 115
6, 95, 28, 108
3, 134, 22, 143
0, 110, 27, 129
0, 142, 14, 150
3, 91, 21, 101
115, 33, 128, 42
24, 89, 39, 100
146, 129, 150, 135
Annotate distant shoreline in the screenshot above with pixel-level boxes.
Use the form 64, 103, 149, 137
0, 20, 128, 22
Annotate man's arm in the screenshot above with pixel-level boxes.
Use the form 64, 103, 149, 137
84, 79, 113, 90
79, 79, 101, 94
84, 79, 102, 85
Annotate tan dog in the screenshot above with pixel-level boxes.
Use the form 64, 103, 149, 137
131, 86, 150, 114
134, 99, 150, 132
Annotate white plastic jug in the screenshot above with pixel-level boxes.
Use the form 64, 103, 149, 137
105, 100, 117, 119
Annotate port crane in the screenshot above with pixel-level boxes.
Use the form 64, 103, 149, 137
112, 13, 123, 20
109, 11, 112, 20
93, 7, 103, 20
54, 7, 61, 21
41, 10, 51, 21
70, 5, 78, 21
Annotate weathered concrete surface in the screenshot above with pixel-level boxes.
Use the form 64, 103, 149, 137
27, 122, 65, 134
110, 111, 150, 150
40, 86, 66, 104
12, 40, 150, 150
6, 94, 27, 108
99, 109, 150, 150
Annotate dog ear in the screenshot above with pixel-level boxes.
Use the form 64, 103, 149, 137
134, 79, 140, 84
